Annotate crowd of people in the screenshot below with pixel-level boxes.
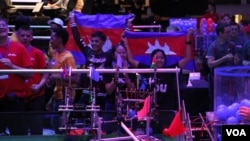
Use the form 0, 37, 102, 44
202, 3, 250, 124
0, 11, 193, 136
1, 0, 250, 138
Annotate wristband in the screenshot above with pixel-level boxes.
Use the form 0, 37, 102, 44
185, 41, 191, 45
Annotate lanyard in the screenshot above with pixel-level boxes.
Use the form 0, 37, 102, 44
27, 45, 32, 53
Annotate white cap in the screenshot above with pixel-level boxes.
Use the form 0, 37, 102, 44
47, 18, 64, 27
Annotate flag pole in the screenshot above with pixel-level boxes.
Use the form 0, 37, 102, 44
175, 66, 181, 110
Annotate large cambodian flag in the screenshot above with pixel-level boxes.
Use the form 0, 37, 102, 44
125, 31, 195, 70
66, 11, 133, 66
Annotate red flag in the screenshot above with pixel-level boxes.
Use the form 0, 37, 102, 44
168, 109, 186, 137
137, 96, 150, 121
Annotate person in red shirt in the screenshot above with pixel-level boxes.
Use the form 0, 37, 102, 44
17, 25, 48, 135
203, 3, 220, 23
0, 16, 33, 135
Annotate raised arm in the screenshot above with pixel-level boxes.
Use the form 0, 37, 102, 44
178, 29, 193, 69
122, 35, 139, 68
69, 12, 87, 54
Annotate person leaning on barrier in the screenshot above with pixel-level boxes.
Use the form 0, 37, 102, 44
47, 27, 79, 134
0, 16, 33, 136
45, 17, 64, 111
102, 42, 137, 134
17, 25, 48, 135
69, 12, 113, 111
126, 29, 193, 134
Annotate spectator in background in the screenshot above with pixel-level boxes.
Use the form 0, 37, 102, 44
243, 24, 250, 65
206, 23, 242, 110
17, 25, 48, 135
229, 22, 247, 63
203, 3, 219, 23
74, 0, 84, 12
129, 0, 144, 25
0, 16, 33, 135
239, 19, 250, 38
10, 15, 32, 42
48, 0, 70, 18
220, 13, 232, 24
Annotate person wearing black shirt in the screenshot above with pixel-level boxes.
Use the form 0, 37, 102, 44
126, 29, 193, 133
69, 13, 113, 114
102, 43, 136, 134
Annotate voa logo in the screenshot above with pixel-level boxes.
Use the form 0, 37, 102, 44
226, 129, 246, 136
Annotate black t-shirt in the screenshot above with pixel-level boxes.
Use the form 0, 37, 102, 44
82, 47, 113, 69
138, 62, 181, 110
102, 67, 137, 103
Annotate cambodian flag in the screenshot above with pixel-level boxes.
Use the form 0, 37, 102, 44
66, 11, 133, 66
125, 31, 195, 71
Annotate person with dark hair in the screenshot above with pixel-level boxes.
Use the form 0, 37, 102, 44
0, 16, 33, 135
47, 17, 64, 59
229, 21, 247, 64
206, 22, 242, 110
243, 24, 250, 65
102, 42, 136, 134
69, 13, 113, 111
17, 25, 48, 135
128, 0, 143, 25
126, 29, 193, 133
47, 27, 79, 134
220, 13, 232, 24
203, 3, 219, 23
70, 13, 113, 68
10, 15, 32, 42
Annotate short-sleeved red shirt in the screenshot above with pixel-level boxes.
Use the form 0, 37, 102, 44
0, 41, 33, 99
25, 46, 47, 100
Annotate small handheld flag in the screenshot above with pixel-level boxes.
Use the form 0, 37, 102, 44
89, 66, 100, 82
150, 55, 156, 68
168, 109, 186, 137
117, 54, 122, 68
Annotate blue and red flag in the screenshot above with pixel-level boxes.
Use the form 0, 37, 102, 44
66, 11, 133, 66
62, 65, 72, 78
125, 31, 195, 70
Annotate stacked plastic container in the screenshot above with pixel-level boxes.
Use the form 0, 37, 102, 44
213, 66, 250, 141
